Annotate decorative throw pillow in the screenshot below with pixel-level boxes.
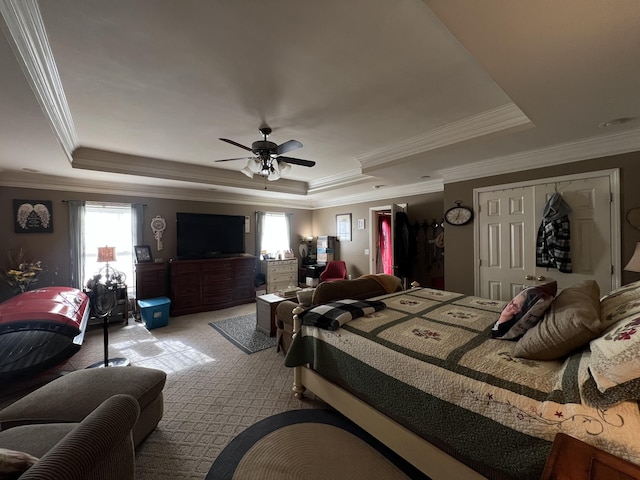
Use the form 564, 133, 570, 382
491, 281, 557, 340
587, 315, 640, 397
599, 280, 640, 328
296, 288, 315, 306
0, 448, 38, 477
514, 280, 601, 360
298, 299, 386, 330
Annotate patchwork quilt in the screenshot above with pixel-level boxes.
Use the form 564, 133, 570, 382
284, 288, 640, 480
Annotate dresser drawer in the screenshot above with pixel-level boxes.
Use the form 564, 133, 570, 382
270, 272, 296, 284
202, 271, 233, 283
171, 262, 201, 275
202, 261, 233, 272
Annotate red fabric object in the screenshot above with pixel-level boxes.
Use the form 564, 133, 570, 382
0, 287, 89, 335
319, 261, 348, 283
379, 215, 393, 274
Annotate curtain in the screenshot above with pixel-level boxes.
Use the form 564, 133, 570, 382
68, 200, 86, 289
285, 213, 292, 252
255, 211, 265, 258
131, 203, 144, 246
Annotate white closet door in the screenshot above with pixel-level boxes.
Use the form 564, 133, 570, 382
478, 186, 536, 300
533, 176, 612, 291
476, 173, 615, 300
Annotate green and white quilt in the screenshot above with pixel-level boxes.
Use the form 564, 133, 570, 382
285, 288, 640, 480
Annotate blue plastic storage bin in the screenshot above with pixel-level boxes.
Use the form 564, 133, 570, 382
137, 296, 171, 329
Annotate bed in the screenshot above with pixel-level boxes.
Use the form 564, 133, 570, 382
284, 283, 640, 480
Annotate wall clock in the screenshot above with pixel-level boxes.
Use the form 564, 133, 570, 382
444, 201, 473, 226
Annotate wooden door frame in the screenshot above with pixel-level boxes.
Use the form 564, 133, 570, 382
472, 169, 621, 296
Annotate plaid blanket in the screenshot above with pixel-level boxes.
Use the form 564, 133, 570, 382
298, 299, 386, 330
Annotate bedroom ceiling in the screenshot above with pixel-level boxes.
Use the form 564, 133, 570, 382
0, 0, 639, 208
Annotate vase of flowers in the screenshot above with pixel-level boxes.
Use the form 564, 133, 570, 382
2, 248, 43, 294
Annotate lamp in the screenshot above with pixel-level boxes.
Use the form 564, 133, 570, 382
624, 242, 640, 272
88, 246, 129, 369
97, 246, 116, 283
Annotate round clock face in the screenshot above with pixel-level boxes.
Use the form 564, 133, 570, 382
445, 205, 473, 226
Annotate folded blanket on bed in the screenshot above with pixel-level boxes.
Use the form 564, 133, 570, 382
298, 299, 386, 330
359, 274, 401, 293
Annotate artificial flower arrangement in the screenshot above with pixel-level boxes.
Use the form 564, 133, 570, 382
2, 248, 42, 293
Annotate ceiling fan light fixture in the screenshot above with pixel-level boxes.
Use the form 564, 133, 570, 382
247, 158, 262, 173
240, 165, 254, 178
279, 161, 291, 176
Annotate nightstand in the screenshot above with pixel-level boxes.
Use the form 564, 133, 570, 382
541, 433, 640, 479
256, 293, 291, 336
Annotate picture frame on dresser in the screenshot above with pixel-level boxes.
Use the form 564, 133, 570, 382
134, 245, 153, 263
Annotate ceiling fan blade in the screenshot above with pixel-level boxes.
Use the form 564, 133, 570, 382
276, 139, 303, 155
219, 138, 253, 152
277, 156, 316, 167
214, 157, 252, 162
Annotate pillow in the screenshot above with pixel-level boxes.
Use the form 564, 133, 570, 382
0, 448, 38, 478
599, 279, 640, 327
296, 288, 315, 306
514, 280, 601, 360
298, 299, 386, 330
587, 315, 640, 398
491, 281, 557, 340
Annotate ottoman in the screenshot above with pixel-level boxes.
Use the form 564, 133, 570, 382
0, 366, 166, 448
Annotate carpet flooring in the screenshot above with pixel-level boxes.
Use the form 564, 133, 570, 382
0, 303, 327, 480
206, 409, 430, 480
209, 313, 276, 354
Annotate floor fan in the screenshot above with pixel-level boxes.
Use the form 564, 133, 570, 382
87, 248, 130, 368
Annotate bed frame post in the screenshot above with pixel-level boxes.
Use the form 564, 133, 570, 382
291, 307, 306, 398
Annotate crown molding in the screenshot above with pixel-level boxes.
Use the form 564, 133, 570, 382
0, 0, 77, 160
308, 178, 444, 209
307, 169, 380, 195
0, 170, 318, 209
439, 128, 640, 183
72, 147, 310, 196
357, 103, 531, 169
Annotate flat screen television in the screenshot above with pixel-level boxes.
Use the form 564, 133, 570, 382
176, 212, 245, 259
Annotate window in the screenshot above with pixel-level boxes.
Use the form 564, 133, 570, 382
84, 203, 134, 296
260, 212, 290, 257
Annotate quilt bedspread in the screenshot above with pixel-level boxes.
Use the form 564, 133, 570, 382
284, 288, 640, 480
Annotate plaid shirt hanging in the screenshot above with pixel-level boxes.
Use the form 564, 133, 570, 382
535, 193, 572, 273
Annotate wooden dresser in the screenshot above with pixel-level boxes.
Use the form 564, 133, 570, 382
260, 258, 297, 293
135, 263, 168, 301
169, 255, 255, 316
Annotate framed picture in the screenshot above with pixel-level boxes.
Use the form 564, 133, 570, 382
134, 245, 153, 263
14, 199, 53, 233
336, 213, 352, 241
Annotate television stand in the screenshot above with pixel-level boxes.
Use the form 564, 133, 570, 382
169, 255, 256, 316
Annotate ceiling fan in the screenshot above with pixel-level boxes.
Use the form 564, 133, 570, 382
215, 126, 315, 181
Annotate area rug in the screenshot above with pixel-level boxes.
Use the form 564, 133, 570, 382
205, 409, 430, 480
209, 314, 276, 354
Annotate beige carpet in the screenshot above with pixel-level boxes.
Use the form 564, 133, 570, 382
1, 303, 327, 480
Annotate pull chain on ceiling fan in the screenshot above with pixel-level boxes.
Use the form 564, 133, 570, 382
215, 126, 315, 181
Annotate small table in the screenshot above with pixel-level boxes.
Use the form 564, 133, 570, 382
256, 293, 293, 337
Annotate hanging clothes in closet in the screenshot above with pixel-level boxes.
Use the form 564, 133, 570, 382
536, 192, 572, 273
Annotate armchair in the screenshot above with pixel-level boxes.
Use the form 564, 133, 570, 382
319, 261, 347, 283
